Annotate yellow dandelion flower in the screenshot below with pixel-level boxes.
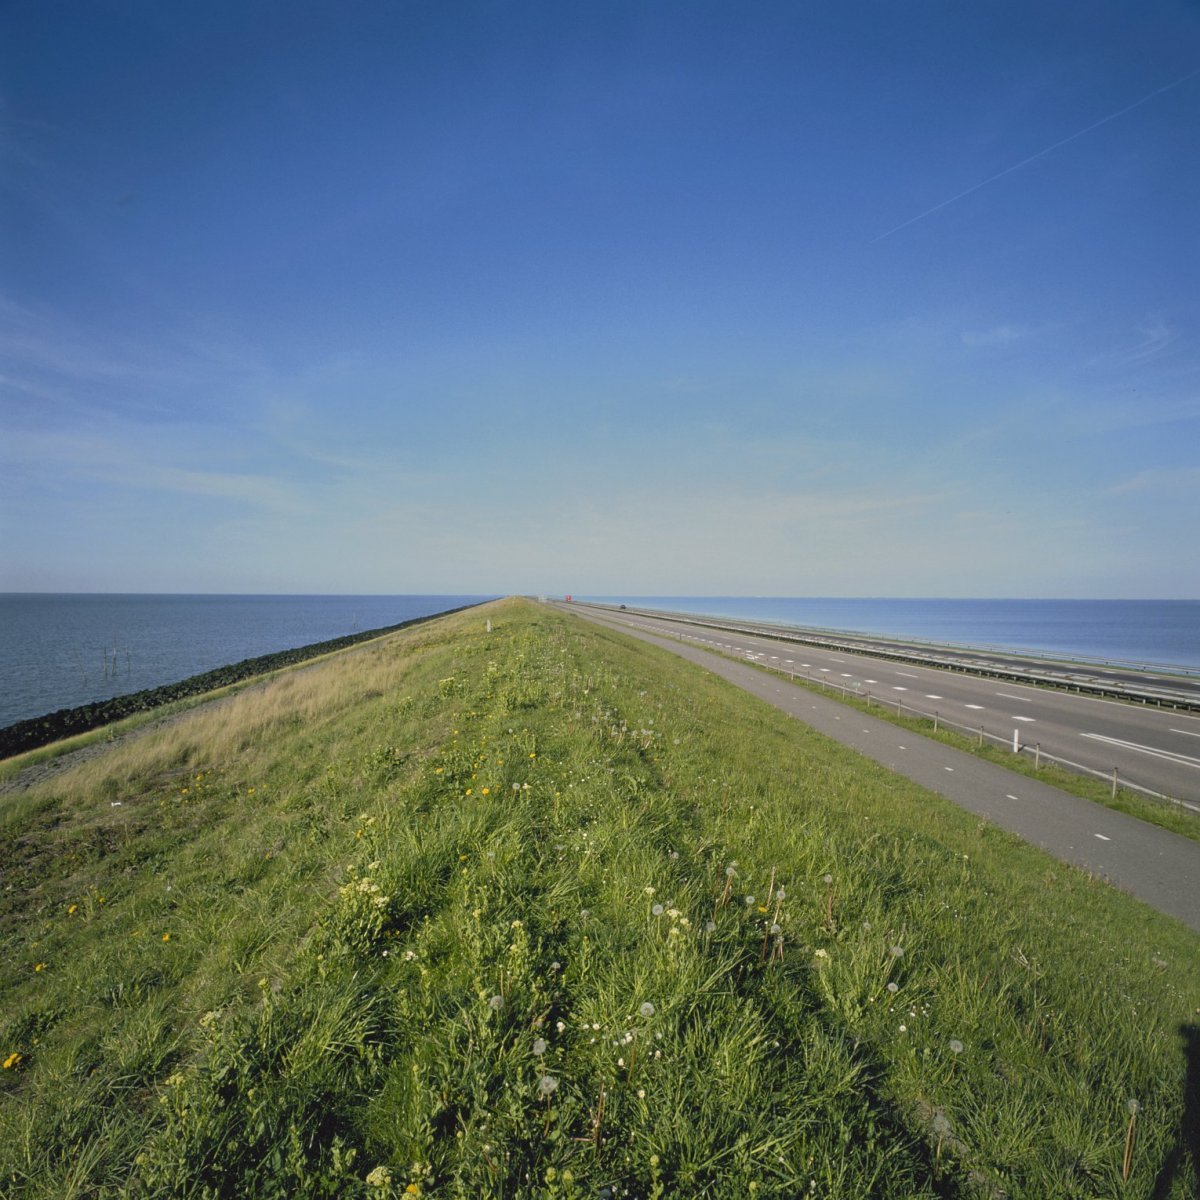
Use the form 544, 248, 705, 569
162, 933, 171, 943
465, 788, 472, 795
67, 904, 78, 916
481, 787, 490, 795
3, 1052, 21, 1070
34, 963, 46, 972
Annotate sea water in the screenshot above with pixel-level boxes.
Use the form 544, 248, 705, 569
582, 596, 1200, 672
0, 594, 493, 730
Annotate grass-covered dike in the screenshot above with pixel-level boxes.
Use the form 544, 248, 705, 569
2, 598, 1197, 1199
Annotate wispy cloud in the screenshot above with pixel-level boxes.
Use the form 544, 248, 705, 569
1097, 318, 1178, 368
1108, 466, 1200, 496
960, 325, 1033, 348
1, 426, 303, 513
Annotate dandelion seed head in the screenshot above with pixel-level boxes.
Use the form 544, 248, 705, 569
726, 866, 737, 878
949, 1039, 964, 1054
890, 945, 905, 957
532, 1038, 548, 1056
887, 982, 899, 994
705, 920, 717, 933
488, 995, 504, 1010
745, 895, 755, 906
651, 903, 664, 916
639, 1002, 655, 1018
1127, 1099, 1141, 1116
823, 874, 833, 885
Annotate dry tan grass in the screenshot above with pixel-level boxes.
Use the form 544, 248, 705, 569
9, 603, 501, 812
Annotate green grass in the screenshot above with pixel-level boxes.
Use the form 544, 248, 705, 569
2, 599, 1198, 1199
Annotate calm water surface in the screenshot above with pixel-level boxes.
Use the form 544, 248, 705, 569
0, 594, 493, 729
583, 596, 1200, 672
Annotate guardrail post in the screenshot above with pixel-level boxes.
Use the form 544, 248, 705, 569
1035, 743, 1040, 770
978, 726, 984, 747
933, 711, 938, 732
897, 698, 903, 715
1112, 768, 1119, 801
1012, 728, 1019, 753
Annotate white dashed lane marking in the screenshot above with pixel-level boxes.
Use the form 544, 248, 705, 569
1081, 732, 1200, 770
1013, 716, 1036, 723
996, 692, 1034, 703
1095, 833, 1112, 842
925, 694, 942, 700
965, 704, 985, 710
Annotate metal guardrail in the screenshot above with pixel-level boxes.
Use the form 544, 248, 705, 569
737, 645, 1200, 817
581, 603, 1200, 713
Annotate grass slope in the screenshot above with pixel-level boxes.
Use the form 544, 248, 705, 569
1, 599, 1197, 1199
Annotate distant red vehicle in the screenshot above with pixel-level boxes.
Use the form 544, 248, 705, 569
565, 595, 573, 602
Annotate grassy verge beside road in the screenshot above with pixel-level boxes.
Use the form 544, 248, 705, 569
2, 599, 1197, 1198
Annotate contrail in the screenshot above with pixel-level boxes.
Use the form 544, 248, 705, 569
872, 66, 1200, 243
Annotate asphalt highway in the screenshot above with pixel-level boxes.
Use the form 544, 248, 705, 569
555, 602, 1200, 932
572, 604, 1200, 807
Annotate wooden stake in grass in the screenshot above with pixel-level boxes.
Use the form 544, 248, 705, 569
1122, 1099, 1139, 1182
822, 873, 835, 931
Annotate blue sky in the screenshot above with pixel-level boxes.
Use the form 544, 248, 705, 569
2, 1, 1197, 597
